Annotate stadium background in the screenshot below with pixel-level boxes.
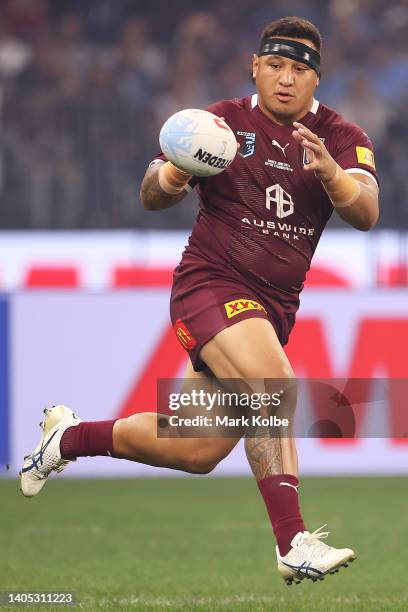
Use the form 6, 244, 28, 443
1, 2, 408, 610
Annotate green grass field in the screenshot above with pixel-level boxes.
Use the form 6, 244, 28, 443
1, 477, 407, 611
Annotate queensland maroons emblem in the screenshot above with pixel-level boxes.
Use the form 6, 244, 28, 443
237, 130, 256, 158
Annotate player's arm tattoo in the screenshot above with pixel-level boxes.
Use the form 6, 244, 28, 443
245, 430, 283, 481
140, 162, 188, 211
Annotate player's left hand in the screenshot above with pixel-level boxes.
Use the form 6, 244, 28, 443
292, 122, 337, 183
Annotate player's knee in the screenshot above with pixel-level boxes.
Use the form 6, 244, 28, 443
271, 363, 295, 380
242, 362, 295, 383
263, 364, 297, 411
185, 458, 218, 475
181, 450, 221, 474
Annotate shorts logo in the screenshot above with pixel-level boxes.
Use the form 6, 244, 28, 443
356, 146, 376, 169
224, 299, 267, 319
174, 319, 196, 350
237, 131, 256, 158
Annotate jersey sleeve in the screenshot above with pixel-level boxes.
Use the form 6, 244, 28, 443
331, 122, 378, 187
149, 100, 233, 191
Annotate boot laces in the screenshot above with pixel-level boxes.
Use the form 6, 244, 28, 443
301, 525, 332, 558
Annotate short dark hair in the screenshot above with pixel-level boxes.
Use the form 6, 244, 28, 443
259, 16, 322, 53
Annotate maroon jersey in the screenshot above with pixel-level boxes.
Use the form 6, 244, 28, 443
155, 95, 378, 322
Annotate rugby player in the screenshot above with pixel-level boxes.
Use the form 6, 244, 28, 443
20, 17, 379, 585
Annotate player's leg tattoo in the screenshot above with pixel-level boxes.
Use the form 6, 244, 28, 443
244, 375, 298, 479
245, 430, 283, 480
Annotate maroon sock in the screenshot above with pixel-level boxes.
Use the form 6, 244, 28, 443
60, 420, 116, 459
258, 474, 306, 556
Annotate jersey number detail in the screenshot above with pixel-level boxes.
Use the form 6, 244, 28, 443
266, 184, 294, 219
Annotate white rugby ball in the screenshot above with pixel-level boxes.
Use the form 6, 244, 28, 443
159, 108, 238, 177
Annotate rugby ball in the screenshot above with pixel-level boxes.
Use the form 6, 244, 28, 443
159, 108, 238, 177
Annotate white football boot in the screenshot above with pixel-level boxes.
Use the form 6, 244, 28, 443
20, 405, 82, 498
277, 525, 356, 585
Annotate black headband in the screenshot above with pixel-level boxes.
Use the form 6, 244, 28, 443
258, 37, 321, 76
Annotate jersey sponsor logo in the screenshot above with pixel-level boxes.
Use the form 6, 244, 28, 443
271, 140, 290, 157
266, 184, 294, 219
241, 217, 315, 238
193, 148, 232, 169
224, 299, 267, 319
173, 319, 196, 350
303, 137, 325, 165
356, 146, 376, 169
236, 131, 256, 158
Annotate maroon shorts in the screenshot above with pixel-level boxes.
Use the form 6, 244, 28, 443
170, 257, 296, 371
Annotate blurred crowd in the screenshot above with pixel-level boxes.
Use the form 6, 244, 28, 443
0, 0, 407, 229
